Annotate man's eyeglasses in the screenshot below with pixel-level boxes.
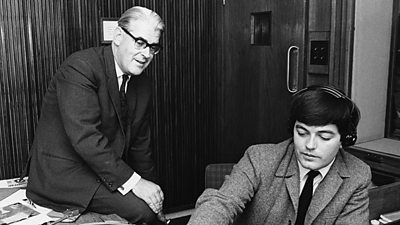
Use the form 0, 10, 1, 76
120, 27, 162, 55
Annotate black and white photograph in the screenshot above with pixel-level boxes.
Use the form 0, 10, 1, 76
0, 0, 400, 224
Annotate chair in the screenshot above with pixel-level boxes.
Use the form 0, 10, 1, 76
204, 163, 235, 189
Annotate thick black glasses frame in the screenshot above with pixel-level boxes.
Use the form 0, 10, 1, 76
120, 26, 162, 54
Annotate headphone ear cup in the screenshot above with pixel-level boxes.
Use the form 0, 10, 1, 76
342, 101, 360, 147
341, 118, 358, 147
342, 133, 357, 147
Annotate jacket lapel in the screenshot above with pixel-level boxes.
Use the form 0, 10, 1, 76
275, 142, 299, 214
285, 151, 300, 213
306, 150, 350, 224
104, 46, 125, 134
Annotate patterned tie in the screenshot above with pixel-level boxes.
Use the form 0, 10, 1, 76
119, 74, 129, 132
295, 170, 320, 225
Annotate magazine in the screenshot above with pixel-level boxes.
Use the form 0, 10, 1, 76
0, 178, 28, 189
0, 189, 79, 225
0, 202, 40, 224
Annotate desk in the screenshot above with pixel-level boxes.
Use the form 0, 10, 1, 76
369, 181, 400, 221
0, 188, 129, 224
167, 216, 190, 225
0, 188, 192, 225
347, 140, 400, 222
0, 188, 18, 201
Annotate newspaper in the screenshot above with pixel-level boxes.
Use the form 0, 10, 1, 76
0, 177, 28, 189
0, 202, 40, 224
0, 189, 80, 225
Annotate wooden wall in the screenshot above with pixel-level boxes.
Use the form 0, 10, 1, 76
0, 0, 222, 211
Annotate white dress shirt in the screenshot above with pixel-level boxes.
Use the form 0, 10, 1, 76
114, 61, 141, 195
297, 158, 335, 195
115, 61, 131, 92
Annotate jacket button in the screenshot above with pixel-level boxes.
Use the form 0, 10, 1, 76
108, 182, 113, 187
96, 179, 101, 183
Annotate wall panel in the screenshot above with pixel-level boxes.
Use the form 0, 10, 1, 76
0, 0, 221, 210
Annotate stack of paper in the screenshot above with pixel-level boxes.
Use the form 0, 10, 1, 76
0, 189, 80, 225
0, 177, 28, 189
379, 210, 400, 224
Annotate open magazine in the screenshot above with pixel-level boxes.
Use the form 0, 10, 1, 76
0, 177, 28, 189
0, 189, 80, 225
0, 202, 40, 224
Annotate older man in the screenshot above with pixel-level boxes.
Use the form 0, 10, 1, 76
26, 6, 166, 225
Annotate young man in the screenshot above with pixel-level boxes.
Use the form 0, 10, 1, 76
26, 6, 166, 225
188, 86, 371, 225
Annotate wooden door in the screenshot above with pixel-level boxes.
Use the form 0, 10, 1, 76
219, 0, 307, 161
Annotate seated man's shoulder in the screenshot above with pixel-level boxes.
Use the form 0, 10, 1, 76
66, 47, 105, 63
58, 47, 108, 79
341, 149, 371, 178
245, 139, 292, 161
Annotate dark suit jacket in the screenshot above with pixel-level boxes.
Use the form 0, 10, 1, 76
188, 139, 371, 225
26, 46, 155, 212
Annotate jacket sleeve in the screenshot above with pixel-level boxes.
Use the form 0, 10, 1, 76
127, 109, 156, 182
57, 56, 133, 191
187, 146, 262, 225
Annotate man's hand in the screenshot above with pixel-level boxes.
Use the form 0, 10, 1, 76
132, 178, 164, 213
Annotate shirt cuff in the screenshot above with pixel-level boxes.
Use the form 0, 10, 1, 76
118, 172, 141, 195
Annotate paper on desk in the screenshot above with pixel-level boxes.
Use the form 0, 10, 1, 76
0, 189, 55, 225
0, 177, 28, 189
380, 209, 400, 224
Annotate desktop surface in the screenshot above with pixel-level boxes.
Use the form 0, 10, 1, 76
168, 215, 190, 225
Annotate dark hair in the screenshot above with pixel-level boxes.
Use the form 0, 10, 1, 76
288, 85, 361, 146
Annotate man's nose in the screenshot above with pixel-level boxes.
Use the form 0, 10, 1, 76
141, 46, 151, 57
305, 136, 316, 150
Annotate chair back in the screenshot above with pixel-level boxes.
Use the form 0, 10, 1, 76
204, 163, 235, 189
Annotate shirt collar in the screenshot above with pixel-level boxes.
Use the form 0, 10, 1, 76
297, 157, 335, 181
114, 60, 127, 78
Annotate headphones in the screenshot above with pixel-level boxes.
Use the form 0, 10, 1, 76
293, 85, 360, 147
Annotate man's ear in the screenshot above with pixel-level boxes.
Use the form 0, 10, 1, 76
113, 27, 123, 46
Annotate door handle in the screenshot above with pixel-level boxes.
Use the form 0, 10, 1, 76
286, 46, 299, 93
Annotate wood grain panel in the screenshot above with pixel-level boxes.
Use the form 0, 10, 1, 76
220, 0, 306, 162
309, 0, 331, 31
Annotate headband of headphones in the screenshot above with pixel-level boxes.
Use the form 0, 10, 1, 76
294, 85, 347, 99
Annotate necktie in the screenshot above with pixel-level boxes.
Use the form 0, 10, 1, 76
119, 74, 129, 132
295, 170, 320, 225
